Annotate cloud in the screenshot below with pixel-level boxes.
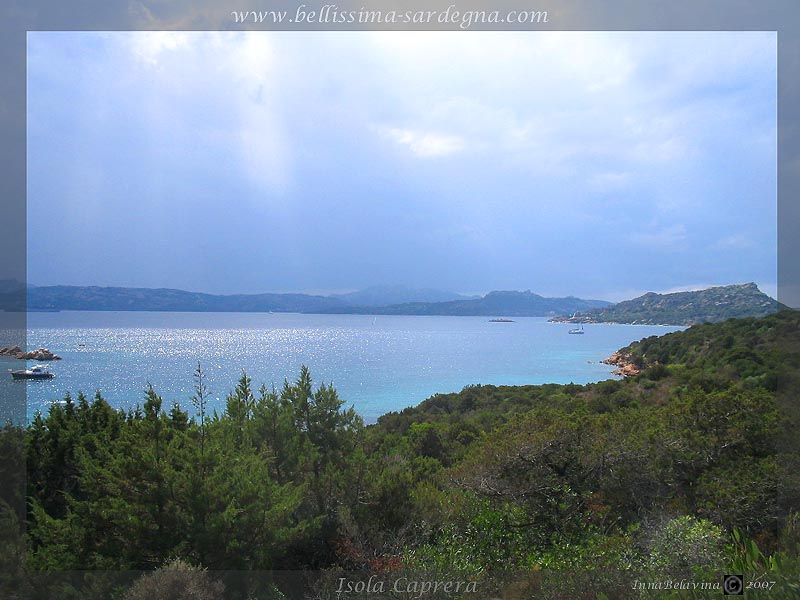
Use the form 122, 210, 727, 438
363, 32, 695, 172
223, 34, 290, 191
713, 234, 754, 249
427, 223, 488, 244
629, 224, 688, 248
26, 31, 776, 296
589, 171, 632, 189
121, 32, 291, 192
128, 31, 189, 65
382, 127, 465, 158
114, 31, 773, 193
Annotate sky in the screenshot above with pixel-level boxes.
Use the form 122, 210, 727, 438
26, 31, 777, 302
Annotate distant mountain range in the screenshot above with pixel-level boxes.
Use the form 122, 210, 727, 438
322, 290, 612, 316
0, 279, 25, 294
4, 282, 782, 324
549, 283, 782, 326
23, 285, 343, 313
18, 284, 609, 317
330, 285, 475, 307
0, 280, 25, 312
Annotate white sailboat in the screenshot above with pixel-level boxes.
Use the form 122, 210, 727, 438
568, 313, 585, 334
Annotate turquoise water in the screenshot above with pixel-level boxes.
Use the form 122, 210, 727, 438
5, 312, 682, 423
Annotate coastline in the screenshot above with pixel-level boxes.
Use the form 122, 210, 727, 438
21, 312, 682, 423
600, 351, 641, 377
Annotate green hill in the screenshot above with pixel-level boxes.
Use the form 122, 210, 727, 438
375, 309, 797, 433
550, 283, 780, 325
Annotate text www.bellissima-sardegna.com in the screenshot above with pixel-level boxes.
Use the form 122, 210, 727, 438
231, 5, 549, 29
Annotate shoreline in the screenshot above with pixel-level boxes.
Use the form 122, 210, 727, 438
600, 351, 641, 377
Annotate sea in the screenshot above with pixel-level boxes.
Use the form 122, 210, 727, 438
1, 311, 683, 424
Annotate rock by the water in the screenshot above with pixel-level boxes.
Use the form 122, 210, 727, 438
11, 347, 62, 361
601, 351, 640, 377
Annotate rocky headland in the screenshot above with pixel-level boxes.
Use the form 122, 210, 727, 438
601, 351, 640, 377
550, 283, 780, 326
0, 346, 62, 360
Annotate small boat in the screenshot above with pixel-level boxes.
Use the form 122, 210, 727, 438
568, 323, 585, 335
489, 318, 514, 323
9, 364, 55, 379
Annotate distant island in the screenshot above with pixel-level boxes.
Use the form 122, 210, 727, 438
16, 285, 611, 317
321, 290, 612, 317
549, 283, 781, 326
4, 282, 781, 324
20, 285, 344, 314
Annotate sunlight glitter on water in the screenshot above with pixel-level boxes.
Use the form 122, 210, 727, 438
14, 312, 682, 423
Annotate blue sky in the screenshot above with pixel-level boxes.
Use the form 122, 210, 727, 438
27, 31, 777, 301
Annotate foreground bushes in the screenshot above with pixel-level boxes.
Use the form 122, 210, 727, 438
3, 311, 798, 597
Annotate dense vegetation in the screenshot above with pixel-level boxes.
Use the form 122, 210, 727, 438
551, 283, 781, 325
1, 310, 798, 598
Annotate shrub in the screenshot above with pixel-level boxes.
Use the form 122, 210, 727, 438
642, 515, 726, 575
123, 558, 225, 600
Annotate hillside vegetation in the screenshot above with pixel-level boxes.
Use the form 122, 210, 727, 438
551, 283, 781, 325
1, 310, 798, 598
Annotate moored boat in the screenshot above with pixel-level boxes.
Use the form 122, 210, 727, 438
9, 364, 55, 379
